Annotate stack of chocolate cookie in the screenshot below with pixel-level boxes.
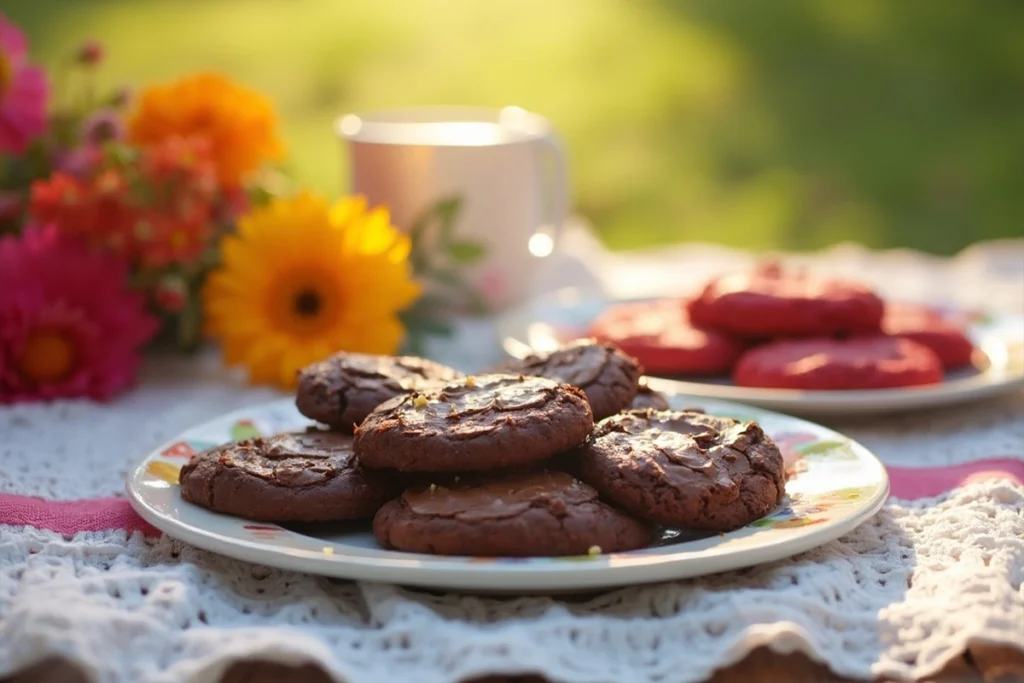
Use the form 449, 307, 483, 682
179, 341, 786, 558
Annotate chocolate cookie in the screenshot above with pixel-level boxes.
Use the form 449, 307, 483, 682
296, 352, 463, 432
354, 374, 594, 472
687, 263, 884, 338
733, 336, 944, 390
373, 470, 651, 556
579, 410, 785, 532
628, 384, 671, 411
179, 429, 395, 522
589, 299, 744, 376
491, 339, 641, 419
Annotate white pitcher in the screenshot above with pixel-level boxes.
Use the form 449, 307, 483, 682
336, 106, 568, 311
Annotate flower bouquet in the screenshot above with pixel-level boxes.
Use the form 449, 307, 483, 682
0, 13, 483, 403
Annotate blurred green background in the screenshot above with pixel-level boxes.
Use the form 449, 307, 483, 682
8, 0, 1023, 253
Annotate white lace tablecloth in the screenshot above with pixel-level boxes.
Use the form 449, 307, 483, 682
2, 237, 1023, 683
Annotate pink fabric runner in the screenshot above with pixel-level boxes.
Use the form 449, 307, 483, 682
0, 494, 159, 537
1, 459, 1021, 538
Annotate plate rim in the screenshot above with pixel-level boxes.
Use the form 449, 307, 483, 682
126, 395, 890, 592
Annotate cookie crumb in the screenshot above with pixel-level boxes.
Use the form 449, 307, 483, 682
322, 546, 334, 556
465, 375, 476, 387
413, 395, 429, 408
588, 545, 602, 557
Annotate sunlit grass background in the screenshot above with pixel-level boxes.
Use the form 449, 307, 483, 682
8, 0, 1023, 253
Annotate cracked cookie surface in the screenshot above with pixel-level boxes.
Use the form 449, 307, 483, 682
579, 410, 785, 532
490, 339, 641, 419
296, 352, 463, 432
372, 470, 651, 556
354, 374, 594, 472
179, 429, 396, 522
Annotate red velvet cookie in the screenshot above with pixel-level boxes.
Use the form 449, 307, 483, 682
687, 264, 884, 338
588, 299, 744, 375
733, 336, 944, 390
882, 302, 975, 369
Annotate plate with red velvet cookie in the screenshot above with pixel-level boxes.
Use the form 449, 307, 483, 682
127, 385, 888, 592
496, 282, 1024, 417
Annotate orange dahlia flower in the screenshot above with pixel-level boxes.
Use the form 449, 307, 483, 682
128, 73, 283, 189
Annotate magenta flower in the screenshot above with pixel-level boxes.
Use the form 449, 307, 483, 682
0, 226, 159, 403
0, 13, 48, 154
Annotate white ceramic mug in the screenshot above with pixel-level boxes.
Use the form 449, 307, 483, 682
336, 106, 568, 310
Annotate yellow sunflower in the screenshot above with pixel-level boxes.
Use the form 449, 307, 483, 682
203, 192, 422, 388
128, 72, 284, 188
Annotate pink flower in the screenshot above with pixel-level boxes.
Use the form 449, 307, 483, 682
0, 226, 158, 403
0, 13, 48, 154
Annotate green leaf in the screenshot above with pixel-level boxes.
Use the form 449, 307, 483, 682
405, 293, 454, 318
409, 195, 462, 250
400, 333, 426, 357
423, 268, 490, 315
447, 240, 486, 264
427, 267, 470, 289
433, 195, 462, 242
410, 247, 431, 275
404, 316, 455, 338
796, 440, 853, 458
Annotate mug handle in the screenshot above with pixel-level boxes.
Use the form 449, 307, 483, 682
537, 134, 569, 248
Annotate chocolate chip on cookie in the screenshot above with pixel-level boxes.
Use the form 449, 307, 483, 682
491, 339, 641, 419
179, 429, 396, 522
354, 374, 594, 472
296, 352, 463, 432
372, 470, 651, 556
579, 409, 785, 532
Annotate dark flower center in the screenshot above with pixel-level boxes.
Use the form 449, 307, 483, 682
294, 289, 321, 317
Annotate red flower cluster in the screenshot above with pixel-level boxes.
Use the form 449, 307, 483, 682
30, 136, 219, 268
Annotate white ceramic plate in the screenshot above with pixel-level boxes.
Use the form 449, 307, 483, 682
496, 287, 1024, 417
127, 393, 888, 593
